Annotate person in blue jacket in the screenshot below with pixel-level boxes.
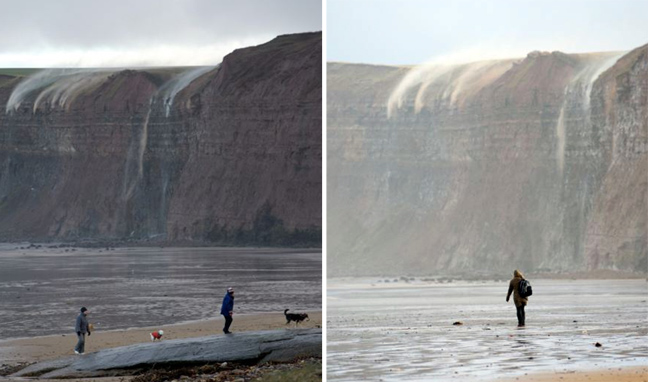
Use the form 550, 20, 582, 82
220, 287, 235, 334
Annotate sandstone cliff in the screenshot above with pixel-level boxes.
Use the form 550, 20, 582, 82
0, 32, 322, 246
328, 45, 647, 276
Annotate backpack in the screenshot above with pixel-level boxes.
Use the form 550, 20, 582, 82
518, 279, 532, 298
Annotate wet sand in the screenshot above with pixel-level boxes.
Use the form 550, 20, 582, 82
498, 366, 648, 381
328, 278, 647, 381
0, 311, 321, 363
0, 246, 321, 340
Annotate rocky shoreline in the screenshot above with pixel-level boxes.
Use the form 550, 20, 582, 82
130, 357, 321, 382
1, 357, 322, 382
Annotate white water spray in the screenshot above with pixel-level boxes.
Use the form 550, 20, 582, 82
122, 99, 152, 201
159, 66, 216, 117
5, 69, 116, 114
32, 71, 111, 112
6, 69, 72, 113
555, 106, 567, 174
412, 65, 454, 114
121, 65, 216, 201
387, 59, 516, 118
554, 53, 624, 175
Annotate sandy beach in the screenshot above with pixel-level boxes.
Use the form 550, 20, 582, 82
0, 311, 321, 364
328, 278, 647, 381
498, 366, 648, 382
0, 247, 322, 341
0, 247, 322, 381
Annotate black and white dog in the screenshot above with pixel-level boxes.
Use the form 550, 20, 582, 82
284, 309, 309, 326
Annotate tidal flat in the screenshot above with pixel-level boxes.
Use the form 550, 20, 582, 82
0, 245, 321, 340
327, 278, 647, 381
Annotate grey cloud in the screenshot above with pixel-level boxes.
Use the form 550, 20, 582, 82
0, 0, 321, 52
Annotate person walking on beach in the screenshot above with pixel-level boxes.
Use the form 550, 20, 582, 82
506, 270, 528, 327
220, 287, 235, 334
74, 307, 91, 354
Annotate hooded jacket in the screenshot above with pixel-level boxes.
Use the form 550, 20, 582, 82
506, 269, 528, 307
220, 291, 234, 316
75, 312, 89, 334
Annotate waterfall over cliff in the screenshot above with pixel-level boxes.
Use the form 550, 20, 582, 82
328, 45, 647, 276
0, 32, 322, 246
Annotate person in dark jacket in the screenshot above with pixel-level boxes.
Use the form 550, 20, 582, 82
74, 307, 91, 354
506, 269, 528, 327
220, 287, 235, 334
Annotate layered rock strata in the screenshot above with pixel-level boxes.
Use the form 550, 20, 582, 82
0, 32, 322, 246
328, 45, 647, 276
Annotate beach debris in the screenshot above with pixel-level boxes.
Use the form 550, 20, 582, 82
452, 321, 463, 326
595, 342, 602, 347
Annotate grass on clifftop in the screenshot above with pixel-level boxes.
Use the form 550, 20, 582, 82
0, 68, 41, 77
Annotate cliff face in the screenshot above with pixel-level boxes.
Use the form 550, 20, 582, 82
328, 45, 647, 276
585, 46, 648, 271
0, 32, 322, 246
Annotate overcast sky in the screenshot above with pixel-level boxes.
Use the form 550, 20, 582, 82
328, 0, 648, 65
0, 0, 321, 68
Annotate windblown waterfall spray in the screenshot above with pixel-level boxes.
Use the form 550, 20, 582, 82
387, 57, 516, 118
159, 65, 217, 117
5, 69, 115, 114
554, 53, 624, 175
121, 65, 217, 201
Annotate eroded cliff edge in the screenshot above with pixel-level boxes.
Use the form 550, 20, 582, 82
328, 44, 646, 276
0, 32, 322, 246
